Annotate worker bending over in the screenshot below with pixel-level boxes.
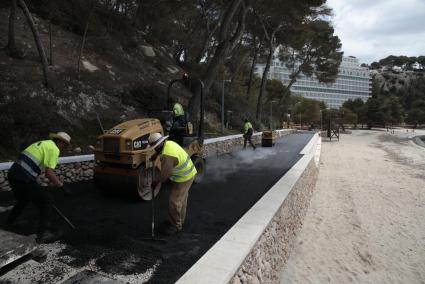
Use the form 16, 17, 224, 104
242, 119, 256, 150
6, 132, 71, 242
149, 133, 197, 235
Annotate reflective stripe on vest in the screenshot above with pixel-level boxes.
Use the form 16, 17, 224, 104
15, 152, 42, 178
23, 150, 42, 169
16, 159, 39, 178
162, 141, 197, 183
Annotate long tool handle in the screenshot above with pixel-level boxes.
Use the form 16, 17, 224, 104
151, 161, 155, 238
52, 204, 76, 230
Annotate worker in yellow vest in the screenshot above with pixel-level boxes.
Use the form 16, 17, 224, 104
242, 119, 256, 150
167, 98, 188, 145
6, 132, 71, 243
148, 133, 197, 235
173, 102, 184, 119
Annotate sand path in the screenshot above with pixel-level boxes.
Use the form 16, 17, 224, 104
280, 129, 425, 284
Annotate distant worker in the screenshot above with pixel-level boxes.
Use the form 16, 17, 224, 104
148, 133, 197, 235
168, 98, 188, 145
173, 101, 185, 121
6, 132, 71, 243
242, 119, 256, 150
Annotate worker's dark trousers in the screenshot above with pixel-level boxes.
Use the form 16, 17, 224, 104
6, 178, 51, 234
243, 130, 256, 149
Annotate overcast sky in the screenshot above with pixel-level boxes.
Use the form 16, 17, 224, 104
326, 0, 425, 64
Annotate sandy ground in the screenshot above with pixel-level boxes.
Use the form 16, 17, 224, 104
280, 129, 425, 284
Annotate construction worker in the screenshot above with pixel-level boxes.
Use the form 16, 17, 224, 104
148, 133, 197, 235
242, 119, 256, 150
173, 101, 185, 120
168, 98, 188, 145
6, 132, 71, 242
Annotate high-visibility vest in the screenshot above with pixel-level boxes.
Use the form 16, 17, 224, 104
14, 140, 60, 180
173, 103, 184, 117
162, 140, 197, 183
243, 122, 253, 134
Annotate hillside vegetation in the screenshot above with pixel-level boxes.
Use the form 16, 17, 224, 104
0, 0, 344, 160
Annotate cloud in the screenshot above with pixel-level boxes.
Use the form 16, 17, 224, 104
327, 0, 425, 63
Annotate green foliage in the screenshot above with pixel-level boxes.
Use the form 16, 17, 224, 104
291, 96, 322, 125
360, 75, 425, 127
279, 19, 343, 85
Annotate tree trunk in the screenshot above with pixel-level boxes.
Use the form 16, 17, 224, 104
246, 39, 261, 99
7, 0, 17, 52
202, 0, 248, 92
194, 20, 220, 64
229, 49, 250, 92
256, 42, 273, 121
18, 0, 49, 87
49, 21, 53, 65
286, 68, 302, 89
77, 10, 92, 80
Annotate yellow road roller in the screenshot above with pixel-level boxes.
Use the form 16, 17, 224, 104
94, 76, 206, 200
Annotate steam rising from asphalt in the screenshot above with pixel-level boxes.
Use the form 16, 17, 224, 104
205, 146, 280, 182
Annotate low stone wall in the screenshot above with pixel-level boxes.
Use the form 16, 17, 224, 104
231, 159, 318, 284
202, 130, 294, 157
0, 130, 295, 191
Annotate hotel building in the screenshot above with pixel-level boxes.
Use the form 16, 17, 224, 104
255, 56, 371, 108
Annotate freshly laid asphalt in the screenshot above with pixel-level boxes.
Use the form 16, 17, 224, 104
0, 132, 313, 283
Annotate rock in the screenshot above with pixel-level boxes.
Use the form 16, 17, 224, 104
0, 177, 5, 184
73, 147, 82, 153
246, 275, 260, 284
140, 45, 156, 57
87, 145, 95, 151
65, 172, 73, 178
231, 277, 242, 284
83, 169, 93, 177
82, 60, 99, 72
167, 66, 179, 74
2, 185, 11, 191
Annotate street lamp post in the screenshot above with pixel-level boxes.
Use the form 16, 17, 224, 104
222, 79, 231, 133
320, 110, 323, 131
270, 101, 277, 130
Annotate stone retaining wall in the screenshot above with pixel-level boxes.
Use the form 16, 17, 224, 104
0, 130, 295, 191
231, 159, 318, 284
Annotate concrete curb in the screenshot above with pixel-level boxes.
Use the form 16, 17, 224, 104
177, 133, 321, 284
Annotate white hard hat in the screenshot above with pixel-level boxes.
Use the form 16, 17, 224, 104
49, 131, 71, 144
148, 133, 168, 149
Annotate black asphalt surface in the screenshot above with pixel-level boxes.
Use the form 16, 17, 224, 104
0, 132, 313, 283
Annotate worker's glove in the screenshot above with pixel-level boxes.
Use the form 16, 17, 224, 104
151, 180, 159, 190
